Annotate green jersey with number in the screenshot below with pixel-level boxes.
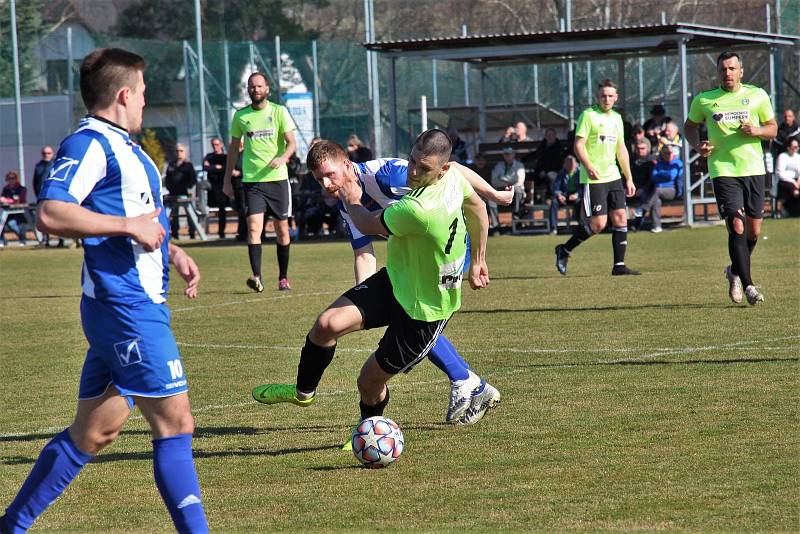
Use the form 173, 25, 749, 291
381, 166, 475, 322
688, 84, 774, 178
230, 101, 296, 182
575, 105, 624, 184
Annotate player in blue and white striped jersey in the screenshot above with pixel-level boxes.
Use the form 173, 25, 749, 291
1, 49, 208, 534
253, 140, 511, 426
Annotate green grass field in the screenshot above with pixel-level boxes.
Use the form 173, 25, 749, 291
1, 220, 798, 533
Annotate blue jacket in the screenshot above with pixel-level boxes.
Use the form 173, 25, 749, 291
552, 168, 580, 196
651, 158, 684, 197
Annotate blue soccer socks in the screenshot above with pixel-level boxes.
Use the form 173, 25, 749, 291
3, 429, 92, 533
152, 434, 208, 534
428, 335, 471, 382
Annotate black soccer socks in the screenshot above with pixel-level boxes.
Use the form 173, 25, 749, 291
296, 335, 336, 395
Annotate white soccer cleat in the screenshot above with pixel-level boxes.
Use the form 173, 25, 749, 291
744, 285, 764, 306
724, 265, 743, 304
446, 370, 481, 423
457, 381, 501, 426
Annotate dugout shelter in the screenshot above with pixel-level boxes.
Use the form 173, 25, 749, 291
365, 23, 799, 226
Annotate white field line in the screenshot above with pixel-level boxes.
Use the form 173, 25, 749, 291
170, 291, 339, 313
2, 337, 796, 440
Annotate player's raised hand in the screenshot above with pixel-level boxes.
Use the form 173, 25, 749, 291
128, 208, 165, 252
468, 261, 490, 290
494, 187, 514, 206
698, 140, 714, 158
170, 245, 201, 299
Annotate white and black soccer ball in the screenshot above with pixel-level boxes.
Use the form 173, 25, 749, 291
351, 416, 404, 468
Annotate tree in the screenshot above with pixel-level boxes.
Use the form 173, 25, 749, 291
0, 0, 47, 97
114, 0, 327, 42
140, 128, 166, 173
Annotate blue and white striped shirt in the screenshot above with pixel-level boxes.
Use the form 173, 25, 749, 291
40, 116, 170, 305
340, 158, 411, 249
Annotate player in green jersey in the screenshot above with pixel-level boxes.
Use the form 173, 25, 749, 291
222, 72, 297, 292
684, 51, 777, 305
555, 79, 640, 276
253, 129, 493, 431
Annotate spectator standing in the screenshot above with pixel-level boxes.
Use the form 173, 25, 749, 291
773, 108, 799, 156
533, 127, 566, 202
0, 171, 28, 246
231, 144, 247, 241
640, 145, 683, 232
554, 79, 640, 277
222, 72, 297, 292
491, 146, 526, 217
164, 144, 197, 240
203, 137, 228, 239
684, 51, 777, 305
644, 104, 669, 145
33, 146, 64, 247
775, 137, 800, 216
629, 141, 656, 226
549, 155, 581, 233
346, 134, 373, 163
499, 126, 517, 143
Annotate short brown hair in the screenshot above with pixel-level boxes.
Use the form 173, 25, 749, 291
597, 79, 617, 92
80, 48, 146, 111
306, 140, 348, 172
248, 72, 270, 86
412, 128, 452, 171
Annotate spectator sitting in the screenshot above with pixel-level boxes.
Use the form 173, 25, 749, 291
775, 137, 800, 217
637, 145, 683, 232
499, 126, 518, 143
164, 143, 197, 239
447, 128, 468, 163
202, 137, 229, 238
1, 171, 29, 246
32, 145, 64, 247
657, 121, 682, 153
644, 104, 669, 146
514, 121, 532, 143
774, 108, 799, 157
630, 125, 652, 155
346, 134, 373, 163
469, 153, 492, 184
491, 146, 526, 218
548, 155, 581, 234
533, 127, 566, 203
629, 140, 656, 226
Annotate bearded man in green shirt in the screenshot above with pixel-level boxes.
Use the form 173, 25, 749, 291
684, 51, 777, 306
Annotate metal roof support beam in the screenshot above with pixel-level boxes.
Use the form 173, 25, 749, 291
678, 38, 693, 226
478, 69, 487, 141
389, 57, 398, 156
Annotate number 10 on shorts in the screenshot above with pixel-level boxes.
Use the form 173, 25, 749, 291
167, 359, 184, 380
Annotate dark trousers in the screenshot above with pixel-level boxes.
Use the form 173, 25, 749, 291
233, 184, 247, 238
209, 184, 228, 237
167, 198, 195, 239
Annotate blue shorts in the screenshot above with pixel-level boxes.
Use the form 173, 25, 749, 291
78, 296, 189, 401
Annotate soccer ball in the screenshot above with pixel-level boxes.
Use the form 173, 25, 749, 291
351, 416, 404, 468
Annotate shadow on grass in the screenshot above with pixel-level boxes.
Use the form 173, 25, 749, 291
462, 302, 734, 314
492, 274, 591, 281
513, 356, 799, 370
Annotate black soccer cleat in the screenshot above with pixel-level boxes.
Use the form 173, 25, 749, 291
611, 265, 641, 276
555, 244, 569, 275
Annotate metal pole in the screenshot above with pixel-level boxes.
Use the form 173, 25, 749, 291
274, 35, 282, 102
638, 57, 644, 124
432, 59, 438, 107
249, 42, 256, 72
533, 64, 539, 103
420, 95, 428, 132
586, 61, 592, 105
223, 40, 232, 137
364, 0, 372, 108
312, 40, 320, 137
194, 0, 207, 162
775, 0, 783, 111
768, 46, 777, 110
479, 69, 487, 141
566, 0, 574, 128
183, 41, 193, 154
766, 3, 771, 32
661, 11, 668, 105
678, 38, 692, 226
389, 57, 397, 156
67, 26, 74, 127
369, 0, 381, 157
10, 0, 25, 184
462, 25, 469, 106
618, 59, 626, 115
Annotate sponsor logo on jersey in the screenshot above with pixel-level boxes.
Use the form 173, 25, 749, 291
114, 338, 143, 367
741, 98, 749, 105
247, 129, 275, 139
597, 134, 617, 144
712, 110, 749, 123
